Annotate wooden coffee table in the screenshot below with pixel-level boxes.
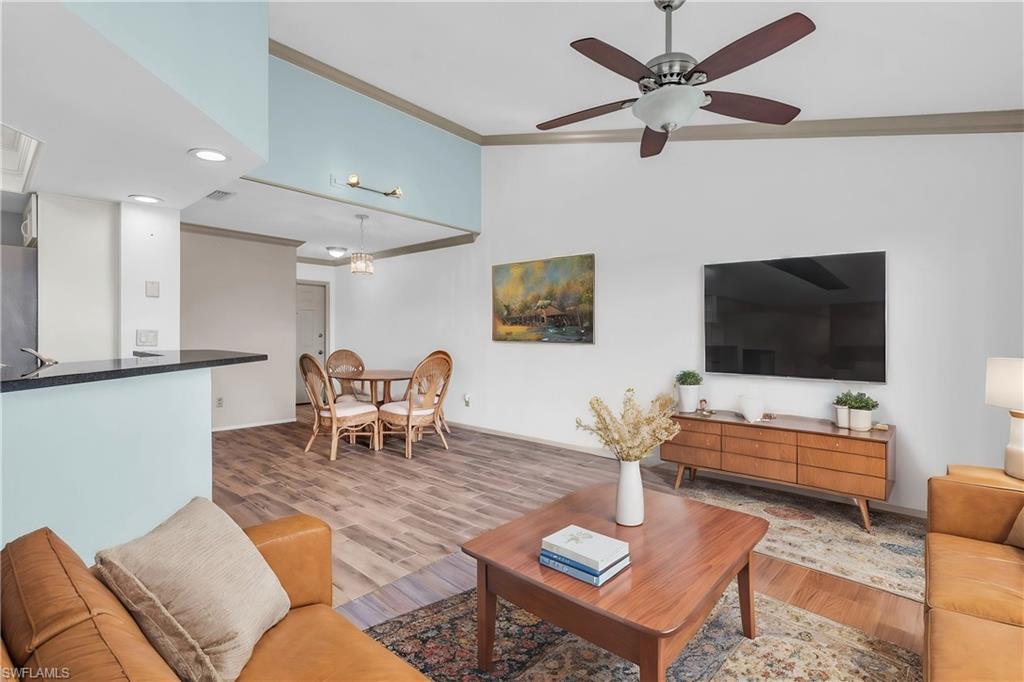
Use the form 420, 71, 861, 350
461, 483, 769, 682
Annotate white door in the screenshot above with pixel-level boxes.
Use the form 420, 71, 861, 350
296, 282, 327, 404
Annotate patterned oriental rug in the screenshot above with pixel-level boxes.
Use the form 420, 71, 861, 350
660, 475, 925, 600
367, 588, 922, 682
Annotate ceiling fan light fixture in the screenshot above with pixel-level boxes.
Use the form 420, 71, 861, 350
631, 84, 705, 133
326, 246, 347, 259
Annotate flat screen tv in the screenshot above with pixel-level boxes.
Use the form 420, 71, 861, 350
704, 251, 886, 382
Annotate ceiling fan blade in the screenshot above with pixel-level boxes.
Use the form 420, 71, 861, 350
702, 91, 800, 125
688, 13, 815, 84
537, 99, 638, 131
570, 37, 655, 82
640, 127, 669, 158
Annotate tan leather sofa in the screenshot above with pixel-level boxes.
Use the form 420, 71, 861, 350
925, 465, 1024, 681
1, 514, 425, 681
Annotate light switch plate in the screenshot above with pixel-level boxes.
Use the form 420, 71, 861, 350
136, 329, 158, 347
145, 281, 160, 298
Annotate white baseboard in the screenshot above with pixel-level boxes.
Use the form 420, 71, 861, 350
213, 417, 296, 432
447, 421, 927, 518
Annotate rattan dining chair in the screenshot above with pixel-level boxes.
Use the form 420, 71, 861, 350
299, 354, 379, 461
423, 349, 453, 434
325, 349, 372, 402
379, 352, 452, 459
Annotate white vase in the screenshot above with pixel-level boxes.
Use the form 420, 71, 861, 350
738, 395, 764, 423
676, 385, 699, 413
834, 405, 850, 429
616, 460, 645, 526
849, 409, 873, 432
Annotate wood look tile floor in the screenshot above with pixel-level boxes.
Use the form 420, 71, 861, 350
213, 411, 924, 654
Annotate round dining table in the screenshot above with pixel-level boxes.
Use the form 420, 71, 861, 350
329, 368, 412, 405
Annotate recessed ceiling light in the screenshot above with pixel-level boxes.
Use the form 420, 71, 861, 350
128, 195, 163, 204
188, 148, 229, 162
326, 246, 347, 259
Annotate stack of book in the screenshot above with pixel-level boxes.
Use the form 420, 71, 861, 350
539, 524, 630, 586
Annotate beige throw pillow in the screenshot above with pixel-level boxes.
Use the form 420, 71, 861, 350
1006, 506, 1024, 549
95, 498, 290, 681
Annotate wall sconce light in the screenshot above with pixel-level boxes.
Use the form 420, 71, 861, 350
330, 173, 402, 199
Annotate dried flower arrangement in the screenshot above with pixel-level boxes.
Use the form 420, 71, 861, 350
576, 388, 681, 462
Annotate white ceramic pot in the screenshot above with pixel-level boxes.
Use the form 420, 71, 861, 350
849, 409, 873, 432
677, 385, 699, 413
834, 405, 850, 429
615, 460, 645, 526
738, 395, 764, 423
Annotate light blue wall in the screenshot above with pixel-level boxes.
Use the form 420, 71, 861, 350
250, 57, 482, 232
67, 2, 269, 159
2, 370, 213, 561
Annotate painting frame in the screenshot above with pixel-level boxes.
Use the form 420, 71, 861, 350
491, 253, 595, 344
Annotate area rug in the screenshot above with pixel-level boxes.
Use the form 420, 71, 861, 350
658, 473, 925, 600
367, 588, 922, 681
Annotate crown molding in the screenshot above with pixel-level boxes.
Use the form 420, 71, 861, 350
479, 109, 1024, 146
269, 39, 483, 145
299, 233, 478, 268
181, 222, 305, 247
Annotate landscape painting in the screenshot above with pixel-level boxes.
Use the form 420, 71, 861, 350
492, 254, 594, 343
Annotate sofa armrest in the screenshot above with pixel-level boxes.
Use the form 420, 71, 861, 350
928, 468, 1024, 543
245, 515, 332, 608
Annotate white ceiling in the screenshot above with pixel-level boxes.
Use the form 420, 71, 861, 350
270, 2, 1024, 135
2, 3, 265, 209
180, 179, 465, 260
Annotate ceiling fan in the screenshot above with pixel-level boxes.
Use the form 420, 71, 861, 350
537, 0, 815, 158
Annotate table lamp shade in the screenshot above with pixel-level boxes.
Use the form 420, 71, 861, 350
985, 358, 1024, 410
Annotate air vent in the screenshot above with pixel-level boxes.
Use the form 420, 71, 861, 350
205, 189, 235, 201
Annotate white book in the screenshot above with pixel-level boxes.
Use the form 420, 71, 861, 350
541, 525, 629, 573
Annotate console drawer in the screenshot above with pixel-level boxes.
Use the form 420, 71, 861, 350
797, 433, 886, 458
798, 447, 886, 477
722, 437, 796, 462
673, 418, 722, 435
798, 465, 887, 499
722, 424, 797, 446
661, 443, 721, 469
722, 452, 796, 483
671, 430, 721, 450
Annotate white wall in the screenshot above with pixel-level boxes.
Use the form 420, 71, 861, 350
181, 230, 297, 430
331, 133, 1023, 512
37, 192, 119, 361
119, 203, 180, 355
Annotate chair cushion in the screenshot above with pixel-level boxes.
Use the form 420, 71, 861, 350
94, 498, 290, 681
0, 527, 177, 678
239, 604, 425, 681
380, 400, 435, 417
926, 607, 1024, 682
926, 532, 1024, 626
321, 401, 378, 418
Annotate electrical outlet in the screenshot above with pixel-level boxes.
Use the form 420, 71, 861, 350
216, 397, 224, 408
463, 393, 471, 407
135, 329, 158, 347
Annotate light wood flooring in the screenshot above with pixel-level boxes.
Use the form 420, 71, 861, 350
213, 411, 924, 654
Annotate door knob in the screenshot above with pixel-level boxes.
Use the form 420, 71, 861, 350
318, 333, 324, 338
317, 350, 323, 355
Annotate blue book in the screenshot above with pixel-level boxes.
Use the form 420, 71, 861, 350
539, 552, 631, 586
540, 549, 629, 577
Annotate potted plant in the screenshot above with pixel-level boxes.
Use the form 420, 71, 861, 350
674, 370, 703, 413
833, 390, 855, 429
846, 392, 879, 432
577, 389, 680, 526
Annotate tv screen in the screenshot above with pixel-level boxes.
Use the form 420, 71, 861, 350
704, 251, 886, 382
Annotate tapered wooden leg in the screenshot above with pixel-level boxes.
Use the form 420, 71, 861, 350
673, 464, 685, 489
476, 562, 497, 671
854, 497, 872, 532
690, 467, 698, 481
329, 432, 339, 462
637, 638, 667, 682
737, 552, 755, 639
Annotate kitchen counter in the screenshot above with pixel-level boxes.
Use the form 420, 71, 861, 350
0, 349, 266, 392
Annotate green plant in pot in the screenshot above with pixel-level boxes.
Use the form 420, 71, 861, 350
674, 370, 703, 413
833, 390, 856, 429
846, 392, 879, 432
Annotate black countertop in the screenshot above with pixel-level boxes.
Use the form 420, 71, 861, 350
1, 350, 267, 393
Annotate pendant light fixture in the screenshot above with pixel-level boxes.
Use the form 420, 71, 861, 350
350, 214, 374, 275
